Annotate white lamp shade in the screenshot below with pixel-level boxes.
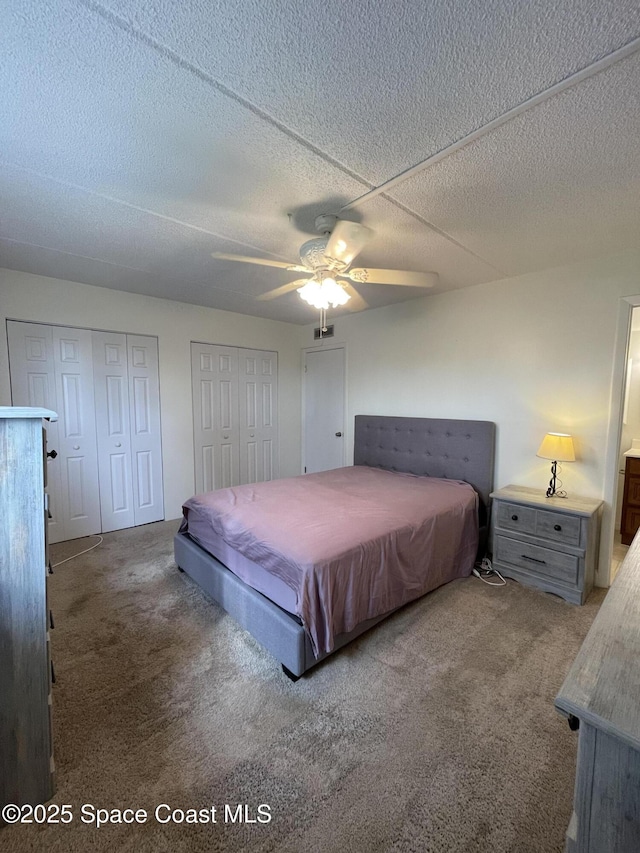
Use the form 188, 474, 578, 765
536, 432, 575, 462
297, 276, 350, 310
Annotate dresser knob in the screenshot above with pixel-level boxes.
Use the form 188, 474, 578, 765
511, 514, 518, 521
554, 524, 562, 531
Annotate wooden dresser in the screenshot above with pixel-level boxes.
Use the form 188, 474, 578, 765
556, 532, 640, 852
0, 407, 57, 810
490, 485, 602, 605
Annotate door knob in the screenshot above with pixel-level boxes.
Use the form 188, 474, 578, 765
115, 442, 122, 447
73, 445, 80, 450
249, 433, 255, 438
47, 449, 58, 459
335, 432, 342, 437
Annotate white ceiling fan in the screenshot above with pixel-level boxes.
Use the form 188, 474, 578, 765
211, 214, 438, 313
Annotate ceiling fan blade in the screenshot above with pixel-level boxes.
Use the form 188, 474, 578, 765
324, 220, 373, 266
256, 279, 311, 301
211, 252, 308, 272
347, 268, 438, 288
340, 282, 369, 312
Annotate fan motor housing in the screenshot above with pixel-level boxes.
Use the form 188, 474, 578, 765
299, 236, 349, 272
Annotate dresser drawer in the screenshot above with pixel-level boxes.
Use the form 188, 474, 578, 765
535, 508, 581, 546
496, 502, 537, 535
494, 535, 579, 586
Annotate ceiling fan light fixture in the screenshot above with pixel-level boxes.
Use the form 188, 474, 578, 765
297, 276, 350, 310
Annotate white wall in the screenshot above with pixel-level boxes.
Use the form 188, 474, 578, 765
0, 268, 305, 520
301, 249, 640, 585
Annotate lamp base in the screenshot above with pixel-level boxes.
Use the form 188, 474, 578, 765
545, 460, 567, 498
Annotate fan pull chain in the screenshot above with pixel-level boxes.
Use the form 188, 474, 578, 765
319, 307, 328, 336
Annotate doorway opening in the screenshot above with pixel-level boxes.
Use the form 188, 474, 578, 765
612, 306, 640, 577
603, 295, 640, 585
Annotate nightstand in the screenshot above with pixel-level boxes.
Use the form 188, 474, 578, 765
490, 485, 603, 604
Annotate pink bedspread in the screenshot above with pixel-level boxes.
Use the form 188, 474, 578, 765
182, 466, 478, 656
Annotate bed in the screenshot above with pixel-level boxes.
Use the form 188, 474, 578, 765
175, 415, 495, 678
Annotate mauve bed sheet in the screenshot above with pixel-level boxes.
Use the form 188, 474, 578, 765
181, 466, 478, 656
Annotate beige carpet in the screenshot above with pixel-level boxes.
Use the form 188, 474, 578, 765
3, 520, 604, 852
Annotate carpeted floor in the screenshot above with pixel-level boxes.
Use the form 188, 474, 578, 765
3, 520, 604, 852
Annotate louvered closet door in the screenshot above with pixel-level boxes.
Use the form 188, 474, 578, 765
238, 349, 278, 484
192, 343, 240, 492
92, 332, 135, 532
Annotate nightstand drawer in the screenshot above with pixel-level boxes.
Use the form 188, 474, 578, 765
535, 508, 581, 546
496, 502, 537, 535
494, 535, 579, 586
497, 502, 581, 546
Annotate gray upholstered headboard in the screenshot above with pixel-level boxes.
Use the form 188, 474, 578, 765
353, 415, 496, 527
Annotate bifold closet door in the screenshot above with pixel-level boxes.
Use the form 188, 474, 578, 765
9, 321, 163, 540
238, 349, 278, 485
126, 335, 164, 526
192, 343, 240, 492
7, 321, 101, 542
92, 332, 135, 531
191, 343, 278, 493
92, 332, 164, 532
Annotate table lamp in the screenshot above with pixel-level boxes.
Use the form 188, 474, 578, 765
536, 432, 575, 498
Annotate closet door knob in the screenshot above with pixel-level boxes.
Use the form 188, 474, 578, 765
73, 445, 80, 450
223, 435, 229, 440
249, 433, 255, 438
115, 442, 122, 447
511, 514, 518, 521
554, 524, 562, 531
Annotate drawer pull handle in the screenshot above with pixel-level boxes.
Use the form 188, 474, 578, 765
522, 554, 547, 565
511, 514, 518, 521
554, 524, 562, 531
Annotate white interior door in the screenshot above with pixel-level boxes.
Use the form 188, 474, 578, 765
9, 321, 163, 541
92, 331, 135, 532
7, 321, 65, 542
238, 349, 279, 484
304, 347, 346, 474
51, 326, 101, 540
127, 335, 164, 525
9, 321, 101, 541
192, 343, 240, 492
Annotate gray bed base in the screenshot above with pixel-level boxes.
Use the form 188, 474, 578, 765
174, 415, 496, 678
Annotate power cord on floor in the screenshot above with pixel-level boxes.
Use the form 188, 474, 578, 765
52, 535, 103, 567
472, 556, 506, 586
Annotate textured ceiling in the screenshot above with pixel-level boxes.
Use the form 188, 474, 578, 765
1, 0, 640, 324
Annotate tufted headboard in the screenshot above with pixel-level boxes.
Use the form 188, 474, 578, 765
353, 415, 496, 532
